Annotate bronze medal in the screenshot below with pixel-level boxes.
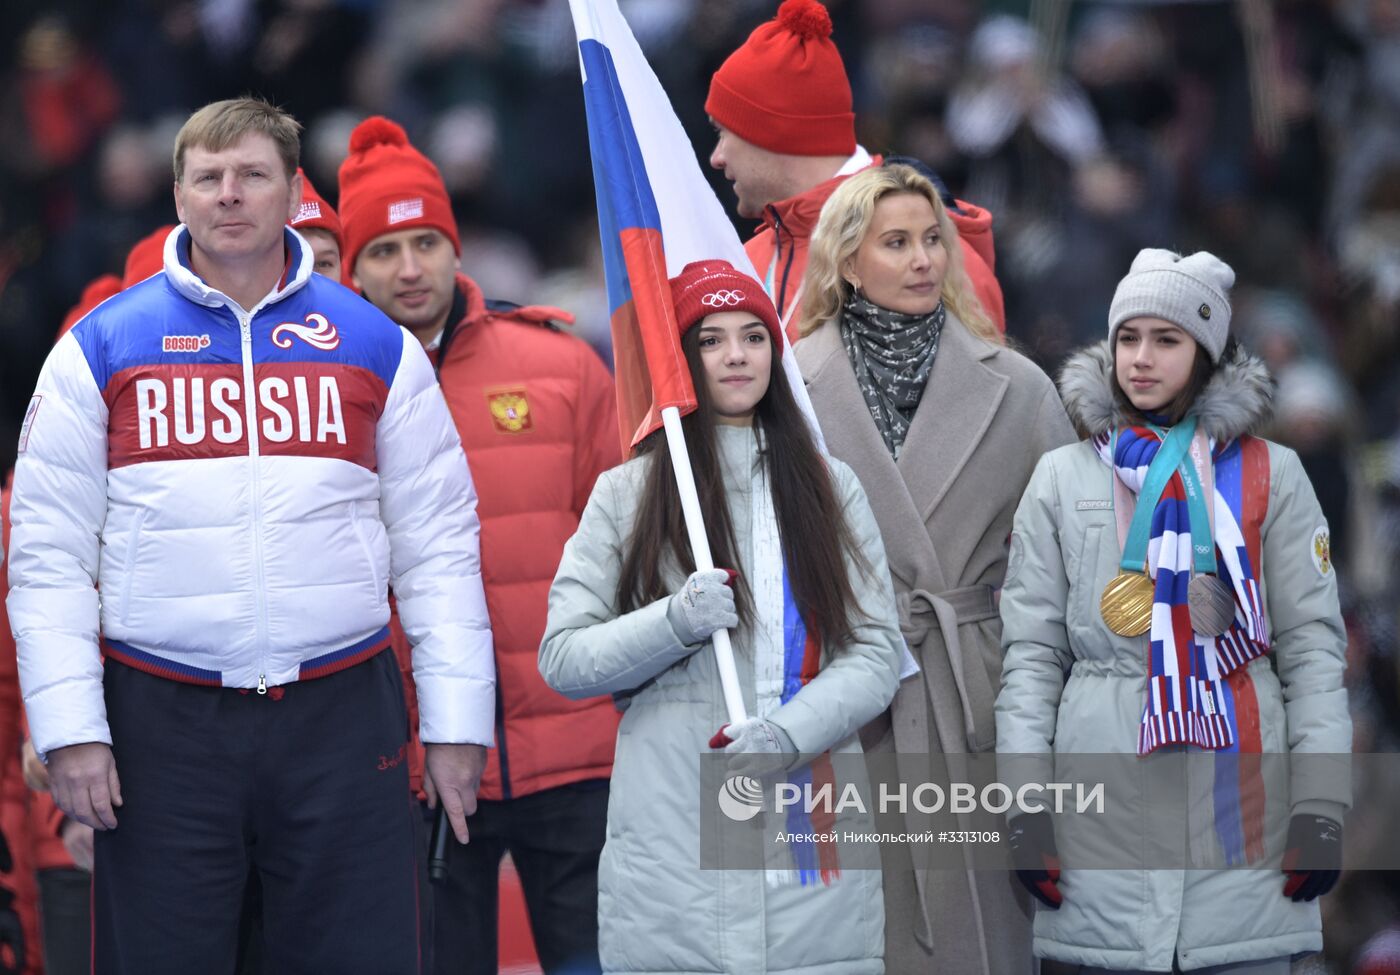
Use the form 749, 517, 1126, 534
1188, 574, 1236, 636
1100, 571, 1155, 637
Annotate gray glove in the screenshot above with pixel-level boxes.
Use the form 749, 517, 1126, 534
720, 716, 797, 777
667, 569, 738, 645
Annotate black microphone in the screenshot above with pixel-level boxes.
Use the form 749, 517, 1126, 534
428, 806, 451, 884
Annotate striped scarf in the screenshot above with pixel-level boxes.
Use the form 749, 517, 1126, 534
752, 462, 840, 886
1096, 427, 1271, 756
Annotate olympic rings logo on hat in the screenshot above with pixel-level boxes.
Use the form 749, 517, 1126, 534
700, 290, 744, 307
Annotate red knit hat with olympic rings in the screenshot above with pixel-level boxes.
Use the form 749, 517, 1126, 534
669, 260, 783, 356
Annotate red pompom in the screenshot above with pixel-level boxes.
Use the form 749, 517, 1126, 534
776, 0, 832, 40
349, 116, 409, 154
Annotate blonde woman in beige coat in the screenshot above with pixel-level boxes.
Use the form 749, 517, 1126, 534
794, 163, 1076, 975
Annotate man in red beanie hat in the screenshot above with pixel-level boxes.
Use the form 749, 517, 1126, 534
339, 114, 621, 975
9, 97, 495, 973
707, 0, 1005, 339
288, 168, 342, 280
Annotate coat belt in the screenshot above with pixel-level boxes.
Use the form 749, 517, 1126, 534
891, 582, 999, 967
897, 584, 997, 755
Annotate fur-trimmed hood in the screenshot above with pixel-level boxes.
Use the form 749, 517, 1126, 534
1058, 340, 1274, 441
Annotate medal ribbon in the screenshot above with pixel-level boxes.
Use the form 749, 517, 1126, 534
1176, 430, 1218, 577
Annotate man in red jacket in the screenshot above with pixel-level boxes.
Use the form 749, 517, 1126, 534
339, 116, 621, 975
707, 0, 1005, 339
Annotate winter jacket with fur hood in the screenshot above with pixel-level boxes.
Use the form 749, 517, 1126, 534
996, 342, 1350, 971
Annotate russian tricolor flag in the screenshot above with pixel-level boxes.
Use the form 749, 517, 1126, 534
569, 0, 821, 455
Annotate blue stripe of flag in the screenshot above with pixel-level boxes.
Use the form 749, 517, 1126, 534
579, 39, 662, 315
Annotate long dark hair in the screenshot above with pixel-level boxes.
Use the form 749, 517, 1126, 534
616, 327, 867, 649
1112, 335, 1240, 426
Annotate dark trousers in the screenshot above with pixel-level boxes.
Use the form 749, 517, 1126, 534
429, 779, 607, 975
94, 651, 421, 975
37, 867, 90, 975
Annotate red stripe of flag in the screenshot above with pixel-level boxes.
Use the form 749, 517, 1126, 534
612, 228, 695, 449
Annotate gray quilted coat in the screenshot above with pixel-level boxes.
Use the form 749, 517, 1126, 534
995, 343, 1351, 971
541, 425, 904, 975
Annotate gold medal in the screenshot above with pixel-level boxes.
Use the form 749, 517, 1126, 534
1100, 571, 1155, 637
1188, 574, 1236, 636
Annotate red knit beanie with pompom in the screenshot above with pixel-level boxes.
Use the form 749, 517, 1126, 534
337, 116, 460, 274
705, 0, 855, 157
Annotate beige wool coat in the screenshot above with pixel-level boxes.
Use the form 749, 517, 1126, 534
796, 315, 1077, 975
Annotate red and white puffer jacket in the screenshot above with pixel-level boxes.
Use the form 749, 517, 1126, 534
7, 226, 495, 758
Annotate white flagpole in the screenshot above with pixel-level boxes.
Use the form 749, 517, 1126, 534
660, 405, 748, 726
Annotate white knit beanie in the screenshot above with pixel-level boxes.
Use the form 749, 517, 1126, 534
1108, 248, 1236, 362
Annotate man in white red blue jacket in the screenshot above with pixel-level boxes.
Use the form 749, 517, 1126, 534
5, 97, 494, 974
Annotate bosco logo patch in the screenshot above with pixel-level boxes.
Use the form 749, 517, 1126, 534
293, 201, 322, 223
162, 334, 211, 353
1310, 525, 1332, 577
487, 388, 532, 434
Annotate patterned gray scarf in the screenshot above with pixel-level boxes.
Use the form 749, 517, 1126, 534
839, 291, 946, 458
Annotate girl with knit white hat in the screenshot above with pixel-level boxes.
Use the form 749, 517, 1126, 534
995, 248, 1350, 973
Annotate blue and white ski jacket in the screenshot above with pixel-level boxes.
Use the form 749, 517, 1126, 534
7, 226, 495, 758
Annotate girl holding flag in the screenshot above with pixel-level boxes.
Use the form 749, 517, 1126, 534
996, 249, 1350, 973
540, 259, 903, 975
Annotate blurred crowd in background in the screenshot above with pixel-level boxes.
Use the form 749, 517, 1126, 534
0, 0, 1397, 971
